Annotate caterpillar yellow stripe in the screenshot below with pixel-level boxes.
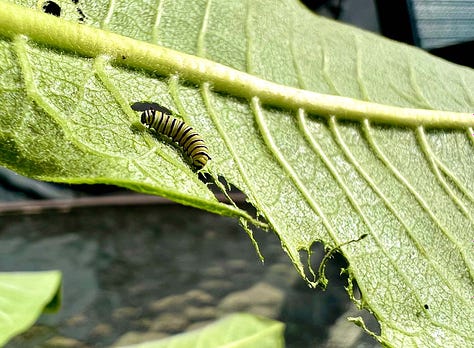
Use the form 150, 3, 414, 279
132, 102, 211, 169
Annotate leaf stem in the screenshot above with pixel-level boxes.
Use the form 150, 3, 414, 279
0, 1, 473, 129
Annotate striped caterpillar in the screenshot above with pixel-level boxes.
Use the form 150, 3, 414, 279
131, 102, 211, 168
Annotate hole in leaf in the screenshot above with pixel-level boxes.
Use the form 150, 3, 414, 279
348, 275, 362, 301
206, 175, 264, 224
42, 1, 61, 17
298, 243, 324, 283
299, 234, 368, 289
284, 242, 382, 346
347, 274, 382, 337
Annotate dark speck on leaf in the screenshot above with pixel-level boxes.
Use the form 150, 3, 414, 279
424, 304, 429, 310
42, 1, 61, 17
77, 8, 86, 22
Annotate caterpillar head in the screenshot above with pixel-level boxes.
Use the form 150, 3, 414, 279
140, 110, 154, 127
193, 153, 211, 168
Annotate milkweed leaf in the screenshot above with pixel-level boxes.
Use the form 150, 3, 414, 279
0, 1, 473, 347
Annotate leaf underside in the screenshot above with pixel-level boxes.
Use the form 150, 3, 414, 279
0, 0, 473, 347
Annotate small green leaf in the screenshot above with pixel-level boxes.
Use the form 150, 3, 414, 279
0, 271, 62, 347
118, 313, 285, 348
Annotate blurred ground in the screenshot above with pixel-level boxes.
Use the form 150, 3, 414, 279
0, 204, 380, 347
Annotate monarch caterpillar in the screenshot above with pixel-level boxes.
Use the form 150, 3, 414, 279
131, 102, 211, 169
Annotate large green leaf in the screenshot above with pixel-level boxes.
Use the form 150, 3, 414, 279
0, 271, 62, 347
119, 313, 284, 348
0, 0, 473, 347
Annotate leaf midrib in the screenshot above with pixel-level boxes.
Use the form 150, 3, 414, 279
0, 1, 473, 129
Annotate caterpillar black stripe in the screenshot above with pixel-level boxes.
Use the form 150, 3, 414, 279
131, 102, 211, 168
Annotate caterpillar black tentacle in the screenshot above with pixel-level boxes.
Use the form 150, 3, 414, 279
131, 102, 172, 115
131, 102, 211, 169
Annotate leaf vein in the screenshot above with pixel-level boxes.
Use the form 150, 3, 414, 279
354, 35, 370, 101
459, 74, 474, 105
200, 83, 273, 229
289, 12, 305, 89
13, 36, 126, 161
328, 117, 465, 326
93, 55, 189, 168
101, 0, 116, 29
299, 111, 370, 236
244, 0, 253, 73
408, 63, 433, 110
1, 3, 473, 128
151, 0, 165, 43
252, 98, 342, 262
363, 120, 474, 281
416, 126, 474, 220
433, 145, 474, 203
196, 0, 212, 57
319, 37, 340, 95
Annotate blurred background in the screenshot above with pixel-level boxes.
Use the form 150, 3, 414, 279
1, 0, 472, 347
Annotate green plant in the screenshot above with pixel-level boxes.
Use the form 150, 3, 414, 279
0, 271, 61, 346
119, 313, 284, 348
0, 0, 473, 346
